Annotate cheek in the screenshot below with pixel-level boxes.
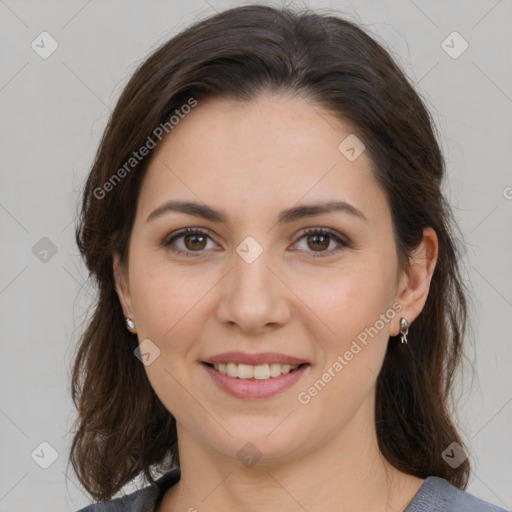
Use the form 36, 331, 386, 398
298, 256, 396, 411
127, 257, 217, 414
303, 260, 395, 346
297, 270, 393, 427
128, 254, 213, 352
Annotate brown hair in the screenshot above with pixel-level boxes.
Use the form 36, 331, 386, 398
70, 4, 472, 501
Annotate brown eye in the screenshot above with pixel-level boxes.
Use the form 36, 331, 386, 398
294, 228, 350, 258
306, 233, 330, 252
183, 232, 207, 251
164, 228, 216, 256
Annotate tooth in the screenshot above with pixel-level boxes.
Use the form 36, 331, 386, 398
269, 363, 282, 378
237, 364, 254, 379
227, 362, 238, 378
253, 364, 270, 380
281, 364, 291, 374
213, 362, 303, 379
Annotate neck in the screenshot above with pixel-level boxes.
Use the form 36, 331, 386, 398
159, 395, 423, 512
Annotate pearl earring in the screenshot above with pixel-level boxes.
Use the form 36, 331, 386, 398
125, 317, 137, 333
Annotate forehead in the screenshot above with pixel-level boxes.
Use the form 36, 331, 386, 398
137, 93, 390, 226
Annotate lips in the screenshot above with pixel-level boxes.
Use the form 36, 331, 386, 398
201, 351, 311, 398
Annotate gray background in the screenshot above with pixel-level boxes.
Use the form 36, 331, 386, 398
0, 0, 511, 510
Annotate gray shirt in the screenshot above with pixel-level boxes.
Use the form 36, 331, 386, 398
77, 469, 509, 512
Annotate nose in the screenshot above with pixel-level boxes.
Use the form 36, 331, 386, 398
214, 248, 291, 334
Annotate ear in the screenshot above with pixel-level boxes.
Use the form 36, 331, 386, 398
113, 252, 132, 318
392, 227, 438, 336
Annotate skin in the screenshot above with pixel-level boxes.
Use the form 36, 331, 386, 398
114, 92, 438, 512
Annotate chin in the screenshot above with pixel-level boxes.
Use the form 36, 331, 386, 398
198, 416, 310, 467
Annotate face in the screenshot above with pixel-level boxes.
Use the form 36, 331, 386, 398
115, 92, 412, 465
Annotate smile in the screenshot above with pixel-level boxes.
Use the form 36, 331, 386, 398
202, 362, 310, 399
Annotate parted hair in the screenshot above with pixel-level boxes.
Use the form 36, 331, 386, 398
71, 4, 472, 501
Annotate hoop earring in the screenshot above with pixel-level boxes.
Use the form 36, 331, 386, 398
399, 317, 409, 344
125, 317, 137, 334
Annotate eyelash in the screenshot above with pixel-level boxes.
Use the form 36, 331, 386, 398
163, 227, 350, 258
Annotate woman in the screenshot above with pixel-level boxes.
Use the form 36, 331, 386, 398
71, 4, 506, 511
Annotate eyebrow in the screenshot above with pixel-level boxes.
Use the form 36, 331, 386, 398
146, 199, 368, 225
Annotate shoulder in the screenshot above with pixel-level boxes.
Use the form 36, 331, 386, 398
406, 476, 508, 512
75, 468, 181, 512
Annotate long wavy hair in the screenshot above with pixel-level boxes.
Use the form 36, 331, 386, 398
70, 4, 472, 502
